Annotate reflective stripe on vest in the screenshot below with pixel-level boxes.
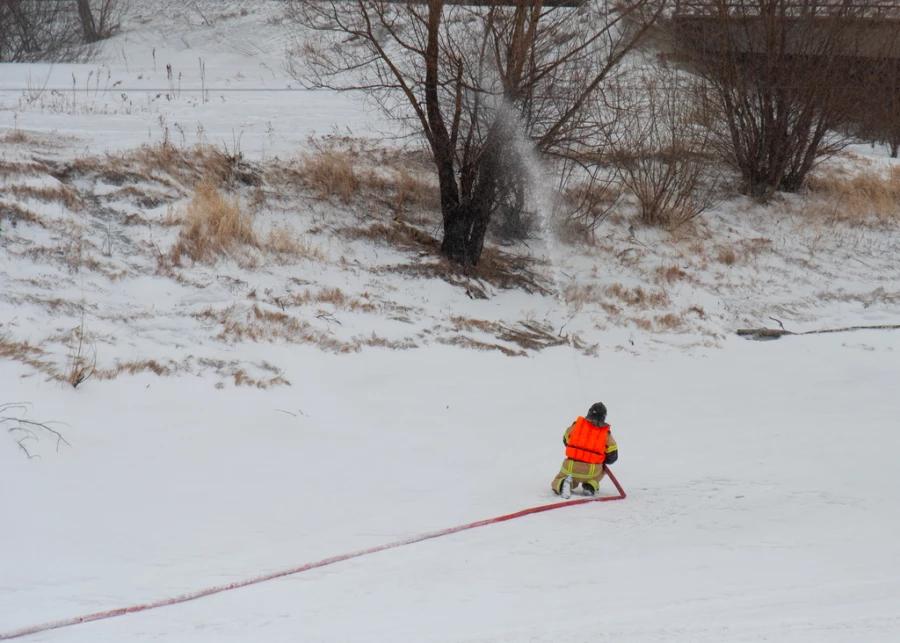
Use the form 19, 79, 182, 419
565, 417, 609, 464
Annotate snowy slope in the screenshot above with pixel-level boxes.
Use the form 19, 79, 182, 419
2, 2, 900, 642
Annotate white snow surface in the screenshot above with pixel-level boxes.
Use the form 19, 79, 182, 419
2, 2, 900, 642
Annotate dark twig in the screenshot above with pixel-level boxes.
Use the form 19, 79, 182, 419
1, 402, 70, 458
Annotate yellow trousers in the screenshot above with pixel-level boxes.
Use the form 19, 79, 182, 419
551, 458, 607, 494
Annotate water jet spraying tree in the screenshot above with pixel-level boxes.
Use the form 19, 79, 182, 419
286, 0, 664, 265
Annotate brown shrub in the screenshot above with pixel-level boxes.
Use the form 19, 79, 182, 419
558, 178, 622, 241
301, 148, 360, 203
168, 182, 256, 264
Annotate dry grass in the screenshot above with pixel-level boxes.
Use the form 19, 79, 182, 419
1, 129, 41, 145
3, 184, 82, 211
193, 304, 358, 353
63, 319, 96, 389
444, 316, 596, 355
630, 316, 653, 332
102, 359, 175, 378
64, 142, 260, 193
816, 286, 900, 307
1, 327, 292, 388
654, 312, 683, 330
167, 182, 257, 264
301, 154, 437, 212
230, 367, 292, 389
164, 184, 325, 267
0, 160, 50, 177
657, 264, 688, 284
301, 148, 361, 203
389, 166, 438, 214
16, 220, 110, 275
805, 166, 900, 226
716, 245, 737, 265
381, 247, 552, 298
133, 141, 257, 188
0, 203, 47, 228
285, 137, 438, 214
356, 332, 418, 350
437, 335, 527, 357
557, 178, 623, 242
265, 286, 378, 314
563, 283, 604, 311
605, 284, 670, 308
0, 334, 54, 374
94, 357, 290, 389
341, 221, 440, 253
264, 227, 327, 264
687, 305, 707, 320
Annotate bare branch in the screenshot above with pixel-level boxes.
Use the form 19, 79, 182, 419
1, 402, 70, 459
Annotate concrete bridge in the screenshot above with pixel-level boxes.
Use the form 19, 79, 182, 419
671, 1, 900, 59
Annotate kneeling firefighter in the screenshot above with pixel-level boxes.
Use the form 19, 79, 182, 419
551, 402, 618, 499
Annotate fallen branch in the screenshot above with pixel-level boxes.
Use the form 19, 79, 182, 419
737, 324, 900, 341
1, 402, 70, 459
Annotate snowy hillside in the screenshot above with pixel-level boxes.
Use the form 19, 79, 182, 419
2, 2, 900, 642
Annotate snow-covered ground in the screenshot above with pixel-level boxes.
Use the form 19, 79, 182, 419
2, 2, 900, 641
3, 335, 899, 642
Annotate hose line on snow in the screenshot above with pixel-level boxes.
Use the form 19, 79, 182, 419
0, 470, 626, 641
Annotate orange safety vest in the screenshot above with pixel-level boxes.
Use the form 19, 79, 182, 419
565, 417, 610, 464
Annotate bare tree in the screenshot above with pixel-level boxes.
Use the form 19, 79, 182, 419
76, 0, 100, 42
671, 0, 889, 197
75, 0, 125, 43
286, 0, 664, 265
0, 0, 84, 62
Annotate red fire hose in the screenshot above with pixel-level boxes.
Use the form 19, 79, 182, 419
0, 469, 626, 640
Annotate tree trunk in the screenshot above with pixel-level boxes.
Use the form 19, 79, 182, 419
440, 203, 477, 266
76, 0, 99, 43
439, 124, 509, 266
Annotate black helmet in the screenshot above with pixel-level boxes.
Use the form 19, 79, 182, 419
586, 402, 607, 425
